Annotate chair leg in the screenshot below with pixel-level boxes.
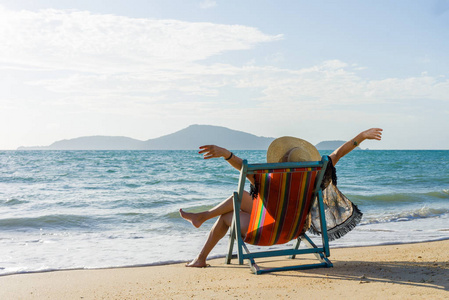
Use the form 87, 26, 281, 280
301, 234, 332, 267
248, 259, 261, 274
290, 236, 302, 259
225, 223, 236, 264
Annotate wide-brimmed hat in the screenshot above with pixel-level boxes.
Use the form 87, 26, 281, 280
267, 136, 320, 163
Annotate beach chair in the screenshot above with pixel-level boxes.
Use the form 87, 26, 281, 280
226, 156, 332, 274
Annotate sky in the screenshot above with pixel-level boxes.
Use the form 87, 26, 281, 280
1, 0, 449, 150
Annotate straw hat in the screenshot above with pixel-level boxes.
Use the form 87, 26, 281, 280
267, 136, 320, 163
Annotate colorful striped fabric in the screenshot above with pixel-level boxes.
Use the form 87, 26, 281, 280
244, 167, 320, 246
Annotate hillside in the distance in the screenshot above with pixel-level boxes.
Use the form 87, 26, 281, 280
17, 124, 361, 151
17, 125, 275, 150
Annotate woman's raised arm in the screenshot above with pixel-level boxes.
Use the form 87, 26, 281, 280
199, 145, 255, 184
329, 128, 383, 166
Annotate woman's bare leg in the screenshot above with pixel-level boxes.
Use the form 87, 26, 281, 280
184, 192, 253, 267
186, 211, 251, 267
180, 191, 253, 228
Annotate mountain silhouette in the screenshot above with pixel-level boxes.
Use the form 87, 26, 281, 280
17, 125, 275, 150
17, 124, 358, 151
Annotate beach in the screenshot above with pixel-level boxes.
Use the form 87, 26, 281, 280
1, 239, 448, 299
1, 150, 448, 276
1, 150, 448, 298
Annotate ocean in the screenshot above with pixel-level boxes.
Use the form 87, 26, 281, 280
1, 150, 448, 276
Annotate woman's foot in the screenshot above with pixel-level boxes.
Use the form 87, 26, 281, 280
179, 209, 205, 228
185, 257, 209, 268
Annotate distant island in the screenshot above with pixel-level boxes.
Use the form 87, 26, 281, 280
17, 125, 357, 151
17, 125, 273, 150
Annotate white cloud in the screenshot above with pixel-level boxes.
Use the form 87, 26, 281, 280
0, 6, 281, 73
4, 5, 447, 111
20, 56, 449, 120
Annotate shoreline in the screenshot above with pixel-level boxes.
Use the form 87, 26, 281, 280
1, 240, 448, 299
3, 237, 449, 278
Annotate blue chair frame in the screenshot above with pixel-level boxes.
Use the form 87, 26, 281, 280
226, 156, 333, 274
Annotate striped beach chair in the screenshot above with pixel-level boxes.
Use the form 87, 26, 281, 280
226, 156, 332, 274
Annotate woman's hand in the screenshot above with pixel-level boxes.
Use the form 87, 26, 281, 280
199, 145, 254, 184
361, 128, 383, 141
198, 145, 231, 160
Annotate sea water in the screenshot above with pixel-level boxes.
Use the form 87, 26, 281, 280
0, 150, 448, 275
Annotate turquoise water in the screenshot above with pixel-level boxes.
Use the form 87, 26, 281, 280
0, 150, 448, 275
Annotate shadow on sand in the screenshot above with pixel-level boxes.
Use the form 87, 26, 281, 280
268, 259, 449, 292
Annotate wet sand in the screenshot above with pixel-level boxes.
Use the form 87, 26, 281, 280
1, 240, 448, 299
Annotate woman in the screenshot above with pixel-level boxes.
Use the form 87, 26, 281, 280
180, 128, 383, 268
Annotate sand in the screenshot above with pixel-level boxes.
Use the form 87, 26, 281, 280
1, 240, 448, 299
